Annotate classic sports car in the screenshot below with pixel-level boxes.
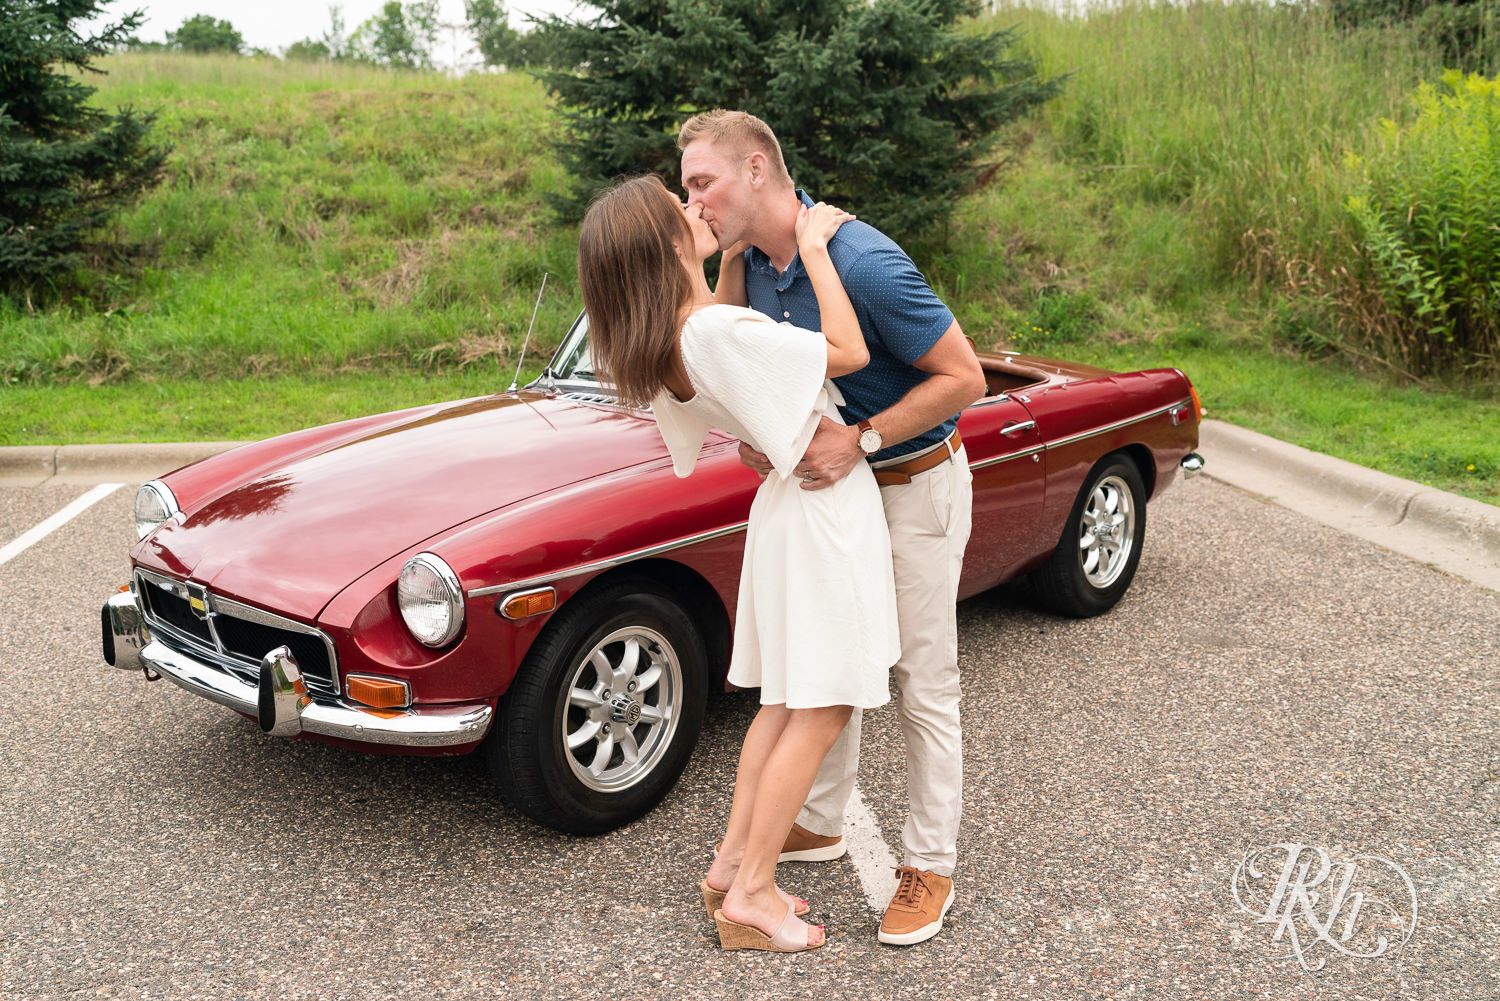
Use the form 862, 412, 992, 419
102, 313, 1203, 834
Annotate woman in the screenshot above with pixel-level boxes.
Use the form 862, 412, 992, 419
578, 175, 899, 953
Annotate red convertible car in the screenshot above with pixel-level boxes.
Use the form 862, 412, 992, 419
103, 314, 1203, 833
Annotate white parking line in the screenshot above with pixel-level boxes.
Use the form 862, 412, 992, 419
845, 782, 900, 912
0, 483, 123, 566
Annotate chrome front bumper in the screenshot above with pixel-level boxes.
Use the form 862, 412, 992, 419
102, 590, 493, 748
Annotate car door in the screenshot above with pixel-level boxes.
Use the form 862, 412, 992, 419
956, 394, 1046, 598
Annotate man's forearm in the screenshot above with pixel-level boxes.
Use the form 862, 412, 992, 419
866, 372, 981, 449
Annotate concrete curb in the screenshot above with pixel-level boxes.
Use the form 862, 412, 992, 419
0, 442, 249, 487
1198, 420, 1500, 592
2, 422, 1496, 591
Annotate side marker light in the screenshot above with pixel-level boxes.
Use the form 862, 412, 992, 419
500, 587, 557, 620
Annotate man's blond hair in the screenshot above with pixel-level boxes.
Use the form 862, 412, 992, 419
677, 110, 793, 188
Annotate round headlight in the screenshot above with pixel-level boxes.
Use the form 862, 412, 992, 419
397, 553, 465, 647
134, 481, 180, 540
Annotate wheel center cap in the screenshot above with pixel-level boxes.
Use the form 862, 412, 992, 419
608, 694, 642, 726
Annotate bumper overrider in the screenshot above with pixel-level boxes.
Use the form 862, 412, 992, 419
101, 588, 493, 748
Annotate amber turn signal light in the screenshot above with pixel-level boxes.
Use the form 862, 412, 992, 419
500, 587, 557, 620
1189, 382, 1206, 421
345, 674, 410, 709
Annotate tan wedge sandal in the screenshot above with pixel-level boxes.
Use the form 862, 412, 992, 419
713, 906, 825, 953
699, 880, 809, 920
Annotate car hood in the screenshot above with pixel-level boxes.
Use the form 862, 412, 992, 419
137, 393, 675, 620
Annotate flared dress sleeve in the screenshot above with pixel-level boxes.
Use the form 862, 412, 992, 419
678, 305, 829, 481
651, 390, 714, 479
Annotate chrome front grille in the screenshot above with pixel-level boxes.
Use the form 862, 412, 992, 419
134, 568, 340, 696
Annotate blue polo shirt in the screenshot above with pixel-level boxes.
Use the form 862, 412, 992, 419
744, 190, 957, 462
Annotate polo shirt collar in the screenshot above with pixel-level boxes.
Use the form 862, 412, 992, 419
746, 189, 817, 289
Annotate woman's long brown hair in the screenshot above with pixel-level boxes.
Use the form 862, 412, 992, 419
577, 175, 695, 410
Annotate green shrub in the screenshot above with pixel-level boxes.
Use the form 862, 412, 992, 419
1344, 69, 1500, 377
1325, 0, 1500, 73
1416, 3, 1500, 73
1325, 0, 1436, 28
0, 1, 168, 296
166, 15, 243, 54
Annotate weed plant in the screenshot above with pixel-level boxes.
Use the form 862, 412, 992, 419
1345, 70, 1500, 378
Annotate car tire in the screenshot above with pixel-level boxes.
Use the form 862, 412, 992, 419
1031, 454, 1147, 618
484, 576, 709, 835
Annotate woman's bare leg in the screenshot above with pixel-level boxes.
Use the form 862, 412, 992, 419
720, 704, 853, 945
705, 704, 789, 892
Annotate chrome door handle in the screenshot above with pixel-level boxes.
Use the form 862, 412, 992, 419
1001, 420, 1036, 436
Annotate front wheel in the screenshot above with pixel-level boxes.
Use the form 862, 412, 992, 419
484, 576, 709, 834
1031, 455, 1147, 618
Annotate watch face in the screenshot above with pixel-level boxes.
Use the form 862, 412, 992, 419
859, 429, 882, 454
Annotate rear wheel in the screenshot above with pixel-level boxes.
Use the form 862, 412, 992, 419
484, 576, 708, 834
1032, 454, 1147, 617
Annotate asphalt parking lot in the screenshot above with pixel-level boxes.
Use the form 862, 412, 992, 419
2, 475, 1496, 1000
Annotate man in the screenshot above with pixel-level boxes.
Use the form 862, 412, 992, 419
678, 110, 987, 946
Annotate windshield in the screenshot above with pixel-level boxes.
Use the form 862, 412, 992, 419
544, 312, 595, 384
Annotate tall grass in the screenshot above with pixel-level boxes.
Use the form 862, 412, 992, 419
993, 1, 1442, 270
954, 2, 1453, 360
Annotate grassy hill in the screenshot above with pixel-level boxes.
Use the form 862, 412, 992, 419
1, 6, 1495, 503
2, 53, 574, 383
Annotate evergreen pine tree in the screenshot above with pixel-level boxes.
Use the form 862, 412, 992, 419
530, 0, 1061, 239
0, 0, 167, 294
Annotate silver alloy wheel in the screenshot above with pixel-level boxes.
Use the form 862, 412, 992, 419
561, 625, 682, 793
1078, 473, 1136, 588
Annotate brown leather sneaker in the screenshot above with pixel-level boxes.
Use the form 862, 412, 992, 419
779, 822, 846, 863
878, 866, 955, 945
713, 823, 846, 862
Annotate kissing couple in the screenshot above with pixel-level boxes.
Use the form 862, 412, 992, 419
577, 110, 984, 951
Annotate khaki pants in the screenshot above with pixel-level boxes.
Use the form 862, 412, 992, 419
796, 444, 973, 877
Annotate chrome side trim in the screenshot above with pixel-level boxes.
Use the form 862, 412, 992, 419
468, 521, 750, 598
969, 444, 1045, 471
1043, 398, 1192, 452
139, 640, 493, 747
966, 395, 1012, 408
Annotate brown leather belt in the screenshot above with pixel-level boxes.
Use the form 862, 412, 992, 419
872, 430, 962, 486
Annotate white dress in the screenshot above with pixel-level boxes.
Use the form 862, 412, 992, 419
652, 304, 899, 710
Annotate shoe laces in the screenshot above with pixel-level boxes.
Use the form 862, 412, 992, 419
890, 866, 930, 908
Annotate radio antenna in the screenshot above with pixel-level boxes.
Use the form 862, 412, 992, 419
508, 271, 549, 393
